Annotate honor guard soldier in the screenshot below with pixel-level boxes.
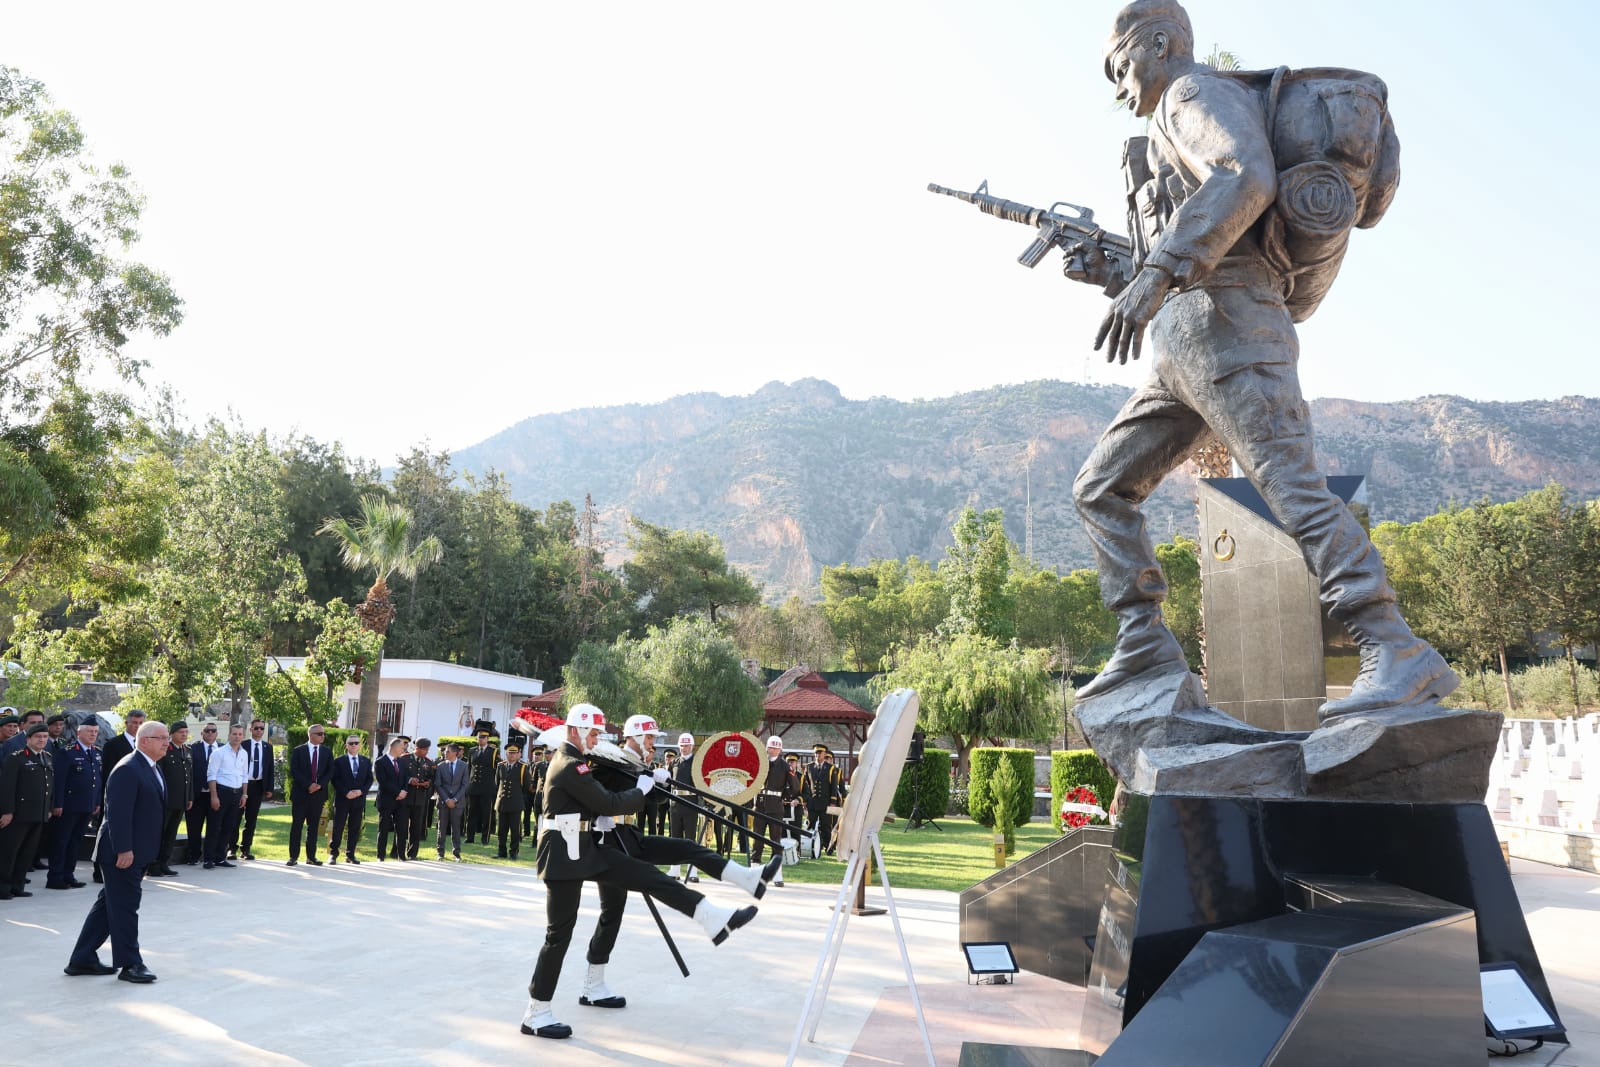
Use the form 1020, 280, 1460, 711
522, 705, 758, 1041
0, 722, 55, 899
803, 745, 844, 857
495, 743, 533, 859
749, 736, 799, 882
465, 730, 498, 843
405, 738, 436, 859
49, 718, 103, 889
666, 732, 702, 882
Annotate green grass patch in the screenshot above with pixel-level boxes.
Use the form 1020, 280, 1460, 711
237, 806, 1063, 890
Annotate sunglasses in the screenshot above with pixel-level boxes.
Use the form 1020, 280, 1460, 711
346, 742, 361, 747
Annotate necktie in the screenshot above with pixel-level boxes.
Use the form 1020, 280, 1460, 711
310, 747, 317, 780
154, 760, 166, 801
252, 742, 261, 779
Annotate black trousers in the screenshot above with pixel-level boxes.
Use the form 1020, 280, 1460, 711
406, 800, 432, 855
749, 801, 786, 863
467, 793, 493, 840
0, 819, 44, 892
808, 806, 836, 854
529, 851, 702, 1001
330, 797, 365, 858
156, 808, 185, 870
184, 797, 211, 863
49, 811, 92, 884
234, 779, 267, 853
68, 859, 146, 968
205, 787, 243, 863
288, 791, 324, 861
497, 809, 523, 856
377, 803, 410, 859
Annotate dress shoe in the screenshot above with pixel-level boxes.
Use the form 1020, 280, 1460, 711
307, 857, 323, 866
0, 891, 11, 900
118, 964, 157, 984
346, 856, 360, 864
453, 850, 462, 860
64, 958, 116, 976
242, 853, 256, 861
46, 881, 72, 890
436, 851, 445, 860
32, 859, 48, 870
10, 889, 32, 898
68, 879, 87, 888
215, 860, 236, 868
285, 859, 298, 867
377, 854, 386, 862
203, 862, 215, 870
92, 871, 103, 884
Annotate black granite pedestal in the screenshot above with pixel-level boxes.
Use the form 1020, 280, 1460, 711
1078, 793, 1565, 1061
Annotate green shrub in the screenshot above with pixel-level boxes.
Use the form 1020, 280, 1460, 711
1050, 749, 1116, 830
891, 748, 952, 824
438, 734, 499, 755
993, 757, 1022, 854
968, 747, 1035, 833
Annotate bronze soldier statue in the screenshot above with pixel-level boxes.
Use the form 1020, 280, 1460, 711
1065, 0, 1455, 720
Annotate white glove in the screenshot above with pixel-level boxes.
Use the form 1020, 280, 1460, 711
653, 767, 670, 784
636, 774, 655, 796
595, 815, 617, 831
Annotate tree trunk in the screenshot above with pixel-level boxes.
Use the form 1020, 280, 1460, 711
355, 645, 384, 746
1498, 642, 1516, 711
1567, 645, 1581, 713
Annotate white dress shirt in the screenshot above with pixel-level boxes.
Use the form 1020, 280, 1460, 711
247, 739, 267, 781
207, 743, 250, 788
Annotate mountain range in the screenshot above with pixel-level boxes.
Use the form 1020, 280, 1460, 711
453, 379, 1600, 602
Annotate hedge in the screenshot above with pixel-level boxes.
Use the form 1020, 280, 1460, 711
439, 735, 499, 756
1050, 749, 1116, 831
968, 747, 1035, 831
891, 748, 952, 825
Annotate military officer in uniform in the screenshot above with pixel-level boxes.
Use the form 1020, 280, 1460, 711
465, 731, 497, 844
150, 721, 193, 877
495, 743, 533, 859
803, 746, 844, 857
405, 738, 436, 859
0, 722, 55, 899
49, 718, 102, 889
522, 705, 757, 1041
749, 737, 799, 882
528, 742, 551, 832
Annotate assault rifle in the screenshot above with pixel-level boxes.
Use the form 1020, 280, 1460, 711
927, 180, 1132, 292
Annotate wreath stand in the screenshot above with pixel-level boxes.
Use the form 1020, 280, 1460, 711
784, 826, 935, 1067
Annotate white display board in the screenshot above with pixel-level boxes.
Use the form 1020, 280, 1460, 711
834, 688, 919, 865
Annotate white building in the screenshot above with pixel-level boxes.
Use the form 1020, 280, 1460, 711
269, 658, 544, 749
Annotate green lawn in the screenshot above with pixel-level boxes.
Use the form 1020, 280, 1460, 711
235, 805, 1062, 892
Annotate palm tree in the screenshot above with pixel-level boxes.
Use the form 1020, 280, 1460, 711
317, 496, 444, 740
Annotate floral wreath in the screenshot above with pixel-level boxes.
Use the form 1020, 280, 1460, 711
1059, 785, 1104, 830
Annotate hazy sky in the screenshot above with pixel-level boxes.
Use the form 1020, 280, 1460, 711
8, 1, 1595, 465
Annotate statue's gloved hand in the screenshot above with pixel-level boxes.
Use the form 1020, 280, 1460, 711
1094, 264, 1171, 364
1063, 240, 1129, 296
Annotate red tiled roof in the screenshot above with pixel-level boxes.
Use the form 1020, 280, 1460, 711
521, 688, 564, 712
763, 673, 873, 724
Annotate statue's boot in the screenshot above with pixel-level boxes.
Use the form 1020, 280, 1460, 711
1076, 608, 1189, 701
1318, 604, 1459, 722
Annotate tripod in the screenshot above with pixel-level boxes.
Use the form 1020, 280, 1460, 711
902, 790, 942, 832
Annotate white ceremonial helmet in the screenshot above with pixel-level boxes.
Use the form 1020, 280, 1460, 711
678, 732, 694, 746
623, 715, 661, 739
766, 736, 784, 750
566, 703, 606, 731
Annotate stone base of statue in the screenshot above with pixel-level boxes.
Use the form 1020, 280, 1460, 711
1058, 673, 1567, 1064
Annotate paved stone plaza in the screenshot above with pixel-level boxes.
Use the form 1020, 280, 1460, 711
1, 855, 1595, 1065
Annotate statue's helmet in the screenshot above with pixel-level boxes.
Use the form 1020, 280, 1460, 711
1104, 0, 1194, 79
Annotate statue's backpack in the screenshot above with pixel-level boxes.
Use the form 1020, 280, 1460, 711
1227, 66, 1401, 322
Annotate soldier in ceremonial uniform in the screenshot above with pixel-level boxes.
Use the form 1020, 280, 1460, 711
49, 719, 102, 889
666, 732, 702, 882
150, 722, 193, 877
749, 736, 799, 883
405, 738, 436, 859
803, 745, 844, 857
0, 722, 55, 899
521, 705, 758, 1041
529, 742, 551, 831
495, 743, 533, 859
465, 730, 497, 844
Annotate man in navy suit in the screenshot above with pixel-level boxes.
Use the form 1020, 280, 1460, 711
328, 736, 373, 864
49, 719, 102, 889
434, 743, 468, 859
286, 725, 331, 867
374, 736, 411, 861
184, 723, 217, 865
64, 720, 169, 983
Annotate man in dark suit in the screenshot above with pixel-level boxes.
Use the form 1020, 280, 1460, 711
150, 722, 193, 877
287, 725, 331, 866
92, 709, 144, 884
434, 743, 468, 859
48, 719, 102, 889
328, 736, 373, 864
232, 718, 275, 860
184, 723, 218, 865
374, 736, 411, 861
64, 720, 169, 983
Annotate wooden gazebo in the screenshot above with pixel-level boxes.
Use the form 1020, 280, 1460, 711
759, 672, 873, 773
